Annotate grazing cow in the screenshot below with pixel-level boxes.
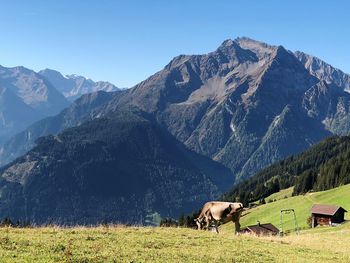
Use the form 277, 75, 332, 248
195, 201, 244, 234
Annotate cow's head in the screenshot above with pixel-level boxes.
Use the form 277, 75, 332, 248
194, 218, 202, 229
229, 203, 244, 213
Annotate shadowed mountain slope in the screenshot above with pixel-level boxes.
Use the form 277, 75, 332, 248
0, 108, 233, 224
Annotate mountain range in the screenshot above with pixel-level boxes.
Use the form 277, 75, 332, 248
94, 37, 350, 180
0, 65, 118, 146
38, 69, 119, 101
0, 65, 69, 145
0, 37, 350, 224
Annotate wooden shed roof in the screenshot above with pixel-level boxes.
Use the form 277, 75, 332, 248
243, 223, 279, 235
311, 204, 347, 216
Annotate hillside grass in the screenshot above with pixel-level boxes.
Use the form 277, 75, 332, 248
265, 186, 294, 202
1, 224, 350, 262
231, 184, 350, 232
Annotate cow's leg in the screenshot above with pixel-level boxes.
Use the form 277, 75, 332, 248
214, 221, 219, 234
205, 217, 210, 230
195, 219, 201, 230
234, 220, 241, 234
204, 211, 212, 231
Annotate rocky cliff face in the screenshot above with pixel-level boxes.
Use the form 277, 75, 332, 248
295, 51, 350, 92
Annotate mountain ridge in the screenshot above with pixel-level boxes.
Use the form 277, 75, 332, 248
94, 37, 350, 180
38, 68, 119, 101
0, 65, 70, 144
0, 65, 69, 114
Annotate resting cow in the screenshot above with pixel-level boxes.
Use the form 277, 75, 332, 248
195, 201, 244, 234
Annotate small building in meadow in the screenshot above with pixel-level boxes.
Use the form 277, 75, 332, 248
242, 222, 279, 236
310, 204, 347, 228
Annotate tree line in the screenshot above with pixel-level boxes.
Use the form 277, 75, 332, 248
223, 135, 350, 205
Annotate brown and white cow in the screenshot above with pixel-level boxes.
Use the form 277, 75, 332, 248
195, 201, 244, 234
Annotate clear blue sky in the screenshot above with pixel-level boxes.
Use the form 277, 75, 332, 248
0, 0, 349, 87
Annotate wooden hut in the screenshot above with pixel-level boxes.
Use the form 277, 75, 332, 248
310, 204, 347, 228
242, 222, 279, 236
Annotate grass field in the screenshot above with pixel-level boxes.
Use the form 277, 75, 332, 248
265, 187, 294, 202
0, 185, 349, 262
232, 184, 350, 232
1, 223, 350, 262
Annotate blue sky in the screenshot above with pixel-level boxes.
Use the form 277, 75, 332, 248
0, 0, 349, 87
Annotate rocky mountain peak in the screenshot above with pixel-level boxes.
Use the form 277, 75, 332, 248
38, 69, 119, 101
103, 37, 350, 180
0, 65, 69, 112
234, 37, 277, 59
39, 68, 66, 79
218, 38, 242, 51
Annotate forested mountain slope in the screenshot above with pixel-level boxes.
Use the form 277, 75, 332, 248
223, 135, 350, 205
0, 108, 233, 224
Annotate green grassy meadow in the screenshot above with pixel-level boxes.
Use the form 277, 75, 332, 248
232, 184, 350, 232
265, 187, 294, 202
1, 224, 350, 262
